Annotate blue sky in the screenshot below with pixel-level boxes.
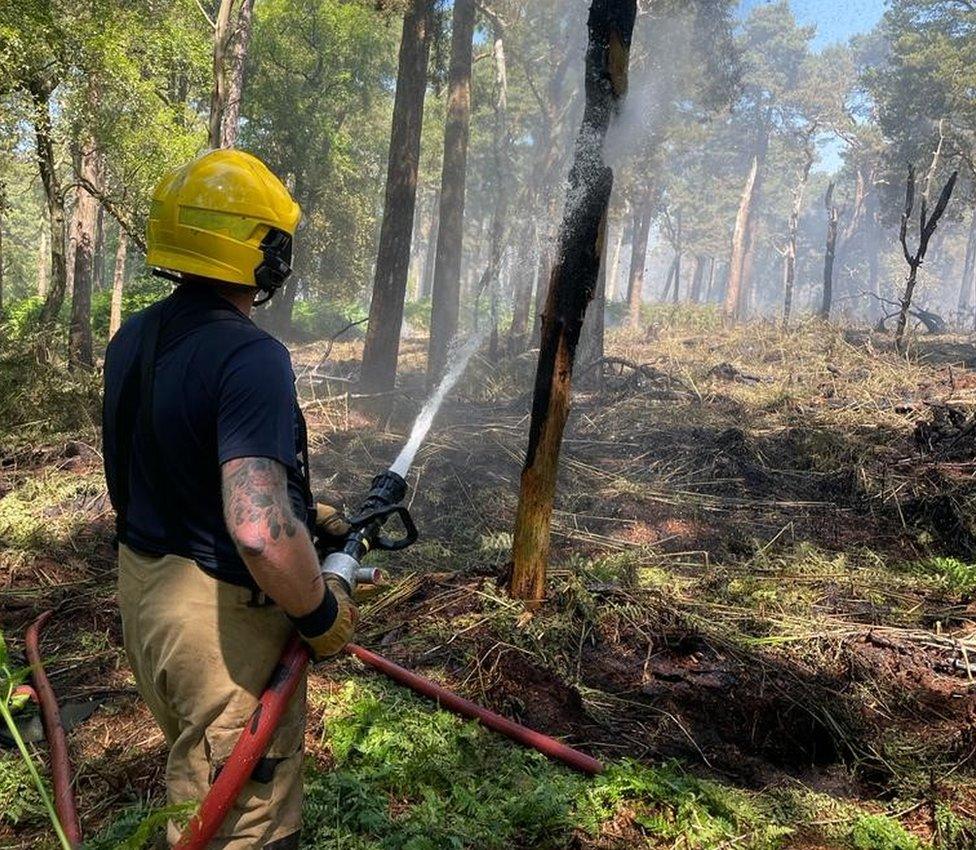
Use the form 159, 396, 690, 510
739, 0, 886, 50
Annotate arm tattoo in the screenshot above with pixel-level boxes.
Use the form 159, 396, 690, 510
221, 457, 299, 556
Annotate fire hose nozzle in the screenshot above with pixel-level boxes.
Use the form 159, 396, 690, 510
321, 551, 382, 595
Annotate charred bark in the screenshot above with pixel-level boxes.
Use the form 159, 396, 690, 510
895, 165, 957, 351
426, 0, 475, 385
509, 0, 636, 603
360, 0, 434, 392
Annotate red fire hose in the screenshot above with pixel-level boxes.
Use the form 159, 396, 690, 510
346, 643, 605, 774
177, 635, 603, 848
25, 610, 83, 848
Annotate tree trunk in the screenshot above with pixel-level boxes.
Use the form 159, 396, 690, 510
426, 0, 475, 384
704, 256, 716, 302
607, 215, 626, 300
530, 238, 548, 345
660, 255, 676, 301
68, 140, 102, 370
481, 29, 509, 362
783, 144, 813, 325
419, 188, 439, 299
37, 228, 50, 298
957, 211, 976, 322
509, 0, 636, 603
738, 213, 761, 318
210, 0, 256, 148
93, 207, 105, 290
31, 81, 68, 335
724, 153, 759, 322
577, 232, 608, 388
0, 183, 5, 317
671, 252, 681, 304
821, 186, 838, 321
109, 228, 128, 339
508, 223, 537, 354
360, 0, 434, 392
689, 254, 703, 303
625, 202, 651, 328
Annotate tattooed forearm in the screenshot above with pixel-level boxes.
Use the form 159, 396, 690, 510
221, 457, 299, 556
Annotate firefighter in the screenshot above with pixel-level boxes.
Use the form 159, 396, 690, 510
102, 149, 355, 849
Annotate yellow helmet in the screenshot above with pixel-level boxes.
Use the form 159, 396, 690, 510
147, 149, 301, 298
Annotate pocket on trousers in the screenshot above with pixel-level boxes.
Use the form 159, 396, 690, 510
203, 710, 304, 785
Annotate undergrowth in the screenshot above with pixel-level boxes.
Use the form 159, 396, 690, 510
294, 675, 925, 849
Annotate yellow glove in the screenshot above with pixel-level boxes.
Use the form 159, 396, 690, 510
316, 502, 351, 537
296, 577, 358, 661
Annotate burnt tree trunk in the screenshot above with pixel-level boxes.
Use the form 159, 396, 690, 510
360, 0, 434, 392
895, 166, 957, 351
68, 139, 102, 370
509, 0, 636, 603
426, 0, 475, 385
209, 0, 255, 148
820, 182, 838, 321
626, 201, 651, 328
109, 228, 128, 339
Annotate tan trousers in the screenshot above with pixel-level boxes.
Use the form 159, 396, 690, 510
117, 544, 305, 849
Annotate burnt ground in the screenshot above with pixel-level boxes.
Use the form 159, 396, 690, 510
3, 319, 976, 847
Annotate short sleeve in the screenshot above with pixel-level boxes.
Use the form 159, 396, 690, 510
217, 337, 299, 470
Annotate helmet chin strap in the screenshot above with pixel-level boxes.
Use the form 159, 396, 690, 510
151, 268, 184, 285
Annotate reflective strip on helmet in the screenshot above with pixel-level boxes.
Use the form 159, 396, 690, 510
178, 207, 260, 241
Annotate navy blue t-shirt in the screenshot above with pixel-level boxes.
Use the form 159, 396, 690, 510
102, 284, 311, 587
